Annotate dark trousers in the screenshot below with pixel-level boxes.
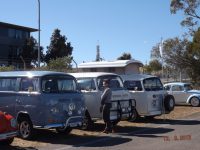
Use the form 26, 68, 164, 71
102, 103, 112, 131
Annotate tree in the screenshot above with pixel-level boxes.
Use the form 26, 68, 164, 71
47, 56, 72, 72
149, 59, 162, 72
117, 52, 132, 60
45, 29, 73, 63
20, 36, 44, 68
185, 27, 200, 83
150, 37, 189, 70
170, 0, 200, 33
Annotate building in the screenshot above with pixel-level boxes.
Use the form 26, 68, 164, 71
78, 59, 143, 74
0, 22, 38, 68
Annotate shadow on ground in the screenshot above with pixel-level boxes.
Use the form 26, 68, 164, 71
7, 122, 176, 148
0, 145, 38, 150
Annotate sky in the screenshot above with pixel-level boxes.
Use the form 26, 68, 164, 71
0, 0, 187, 66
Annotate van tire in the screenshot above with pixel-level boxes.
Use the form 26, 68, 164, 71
129, 109, 137, 122
81, 110, 93, 130
56, 127, 72, 134
18, 117, 34, 140
112, 120, 119, 126
164, 95, 175, 112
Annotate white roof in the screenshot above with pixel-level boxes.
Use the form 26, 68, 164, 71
70, 72, 118, 78
78, 59, 143, 68
120, 74, 157, 81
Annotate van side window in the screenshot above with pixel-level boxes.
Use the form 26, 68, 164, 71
143, 77, 163, 91
77, 78, 96, 91
124, 80, 142, 91
0, 78, 17, 91
20, 78, 39, 92
42, 76, 77, 93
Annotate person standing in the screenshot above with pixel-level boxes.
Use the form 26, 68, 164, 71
100, 79, 112, 133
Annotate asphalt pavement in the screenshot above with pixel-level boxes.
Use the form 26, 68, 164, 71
38, 112, 200, 150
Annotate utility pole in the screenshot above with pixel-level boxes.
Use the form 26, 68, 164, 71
37, 0, 40, 67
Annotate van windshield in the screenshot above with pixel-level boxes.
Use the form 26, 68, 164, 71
97, 75, 124, 91
143, 77, 163, 91
42, 75, 77, 93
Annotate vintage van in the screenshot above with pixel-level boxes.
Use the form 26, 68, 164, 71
0, 71, 85, 139
121, 74, 175, 119
70, 72, 136, 128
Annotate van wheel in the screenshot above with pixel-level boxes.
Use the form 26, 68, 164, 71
145, 116, 155, 120
56, 127, 72, 134
18, 117, 34, 140
128, 109, 137, 122
190, 97, 200, 107
112, 120, 119, 126
164, 95, 175, 111
81, 111, 93, 130
128, 109, 138, 122
0, 138, 14, 145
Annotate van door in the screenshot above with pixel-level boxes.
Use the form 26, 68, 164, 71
15, 77, 42, 125
143, 78, 163, 115
77, 78, 102, 119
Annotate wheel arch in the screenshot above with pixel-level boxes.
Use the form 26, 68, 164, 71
16, 111, 32, 123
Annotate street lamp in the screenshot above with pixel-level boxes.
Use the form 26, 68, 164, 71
37, 0, 40, 67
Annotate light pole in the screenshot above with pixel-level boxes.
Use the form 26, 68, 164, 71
37, 0, 40, 67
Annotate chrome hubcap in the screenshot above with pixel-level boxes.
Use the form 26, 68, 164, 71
191, 97, 199, 106
20, 121, 30, 138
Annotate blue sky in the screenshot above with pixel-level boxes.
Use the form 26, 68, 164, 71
0, 0, 187, 66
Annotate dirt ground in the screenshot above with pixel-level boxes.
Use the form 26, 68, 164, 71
11, 105, 200, 148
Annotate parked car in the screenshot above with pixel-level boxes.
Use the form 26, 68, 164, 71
164, 82, 200, 107
0, 71, 86, 139
70, 72, 137, 128
0, 111, 17, 145
120, 74, 175, 119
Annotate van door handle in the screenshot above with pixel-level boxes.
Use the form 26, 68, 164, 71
153, 95, 156, 98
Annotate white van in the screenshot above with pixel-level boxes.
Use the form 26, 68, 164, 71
121, 74, 175, 119
70, 72, 137, 128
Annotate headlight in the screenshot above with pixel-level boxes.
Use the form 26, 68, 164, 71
10, 118, 17, 128
121, 101, 129, 108
112, 102, 118, 108
78, 110, 82, 115
51, 107, 60, 114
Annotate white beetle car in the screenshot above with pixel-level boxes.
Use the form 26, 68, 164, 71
164, 82, 200, 107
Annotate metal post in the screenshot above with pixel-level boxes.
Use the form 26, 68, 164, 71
37, 0, 40, 67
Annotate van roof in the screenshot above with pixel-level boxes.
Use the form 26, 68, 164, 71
120, 74, 157, 81
70, 72, 118, 78
0, 71, 70, 77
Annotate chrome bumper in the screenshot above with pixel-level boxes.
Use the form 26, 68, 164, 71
0, 131, 17, 140
43, 116, 83, 129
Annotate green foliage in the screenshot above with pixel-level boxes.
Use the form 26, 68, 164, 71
46, 56, 72, 72
185, 27, 200, 83
149, 59, 162, 71
117, 52, 132, 60
0, 66, 15, 71
45, 29, 73, 63
170, 0, 200, 33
